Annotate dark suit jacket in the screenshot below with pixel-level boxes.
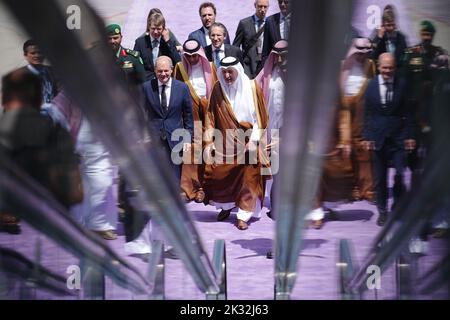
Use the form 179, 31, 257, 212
262, 13, 282, 64
233, 15, 265, 78
133, 35, 181, 81
371, 31, 408, 67
363, 76, 416, 151
188, 27, 231, 48
143, 78, 193, 150
20, 65, 59, 103
204, 44, 243, 66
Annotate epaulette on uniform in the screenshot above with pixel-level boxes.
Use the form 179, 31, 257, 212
126, 49, 140, 58
405, 45, 423, 54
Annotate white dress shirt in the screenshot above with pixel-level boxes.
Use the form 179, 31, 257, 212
213, 44, 226, 61
203, 27, 212, 46
279, 13, 291, 39
378, 74, 394, 105
189, 62, 207, 98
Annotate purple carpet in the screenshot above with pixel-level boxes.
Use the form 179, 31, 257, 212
0, 180, 448, 300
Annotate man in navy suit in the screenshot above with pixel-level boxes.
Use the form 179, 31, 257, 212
204, 23, 243, 72
362, 53, 416, 226
143, 56, 194, 182
233, 0, 270, 78
262, 0, 291, 64
134, 13, 181, 81
188, 2, 231, 48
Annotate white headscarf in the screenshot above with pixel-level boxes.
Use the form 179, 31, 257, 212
217, 57, 257, 124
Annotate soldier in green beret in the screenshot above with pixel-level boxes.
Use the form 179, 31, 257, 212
106, 23, 146, 84
402, 20, 448, 189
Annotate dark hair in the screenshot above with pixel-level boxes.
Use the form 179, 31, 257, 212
149, 8, 162, 16
23, 39, 38, 54
210, 22, 226, 35
382, 5, 396, 23
2, 69, 43, 109
199, 2, 216, 16
147, 12, 166, 30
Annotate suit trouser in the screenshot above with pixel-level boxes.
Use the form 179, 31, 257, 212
373, 140, 406, 215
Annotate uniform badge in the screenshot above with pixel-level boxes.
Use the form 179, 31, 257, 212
122, 61, 134, 69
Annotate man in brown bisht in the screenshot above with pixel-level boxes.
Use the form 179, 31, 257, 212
308, 38, 377, 229
174, 39, 218, 203
203, 56, 268, 230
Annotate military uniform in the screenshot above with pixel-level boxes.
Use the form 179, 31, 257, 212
106, 23, 146, 84
402, 21, 448, 184
115, 46, 146, 84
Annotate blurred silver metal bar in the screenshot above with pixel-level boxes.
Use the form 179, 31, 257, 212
3, 0, 221, 296
395, 253, 413, 300
207, 239, 227, 300
338, 239, 357, 300
0, 246, 76, 298
82, 260, 105, 300
148, 240, 165, 300
274, 0, 353, 299
0, 154, 150, 296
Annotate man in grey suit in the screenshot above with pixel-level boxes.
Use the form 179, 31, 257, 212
233, 0, 270, 79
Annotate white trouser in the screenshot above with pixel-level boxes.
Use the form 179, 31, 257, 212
306, 207, 325, 221
72, 119, 117, 231
124, 219, 173, 254
211, 200, 263, 222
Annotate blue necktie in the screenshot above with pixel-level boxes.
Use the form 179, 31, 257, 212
214, 49, 221, 69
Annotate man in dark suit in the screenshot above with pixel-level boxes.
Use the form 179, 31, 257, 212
370, 5, 408, 66
20, 40, 59, 107
262, 0, 291, 64
143, 56, 194, 181
362, 53, 416, 227
204, 23, 243, 71
188, 2, 230, 48
233, 0, 270, 78
133, 13, 180, 81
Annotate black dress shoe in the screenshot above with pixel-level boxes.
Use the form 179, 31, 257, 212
217, 209, 232, 221
327, 209, 339, 221
376, 213, 388, 227
266, 251, 273, 259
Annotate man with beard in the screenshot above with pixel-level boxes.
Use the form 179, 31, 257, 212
106, 24, 146, 84
402, 21, 447, 191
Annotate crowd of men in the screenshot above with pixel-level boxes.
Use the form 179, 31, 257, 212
0, 1, 448, 258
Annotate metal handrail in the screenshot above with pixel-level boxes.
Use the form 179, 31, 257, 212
273, 0, 353, 300
147, 241, 165, 300
207, 239, 227, 300
0, 246, 76, 298
0, 154, 151, 296
4, 0, 221, 297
